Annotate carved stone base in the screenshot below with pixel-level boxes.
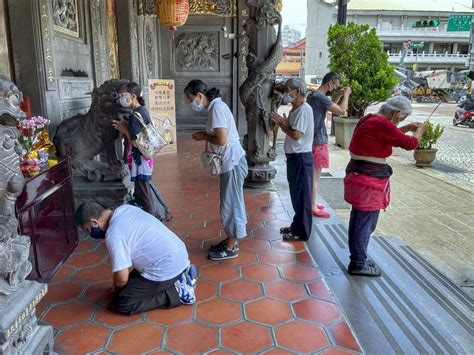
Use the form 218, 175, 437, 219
0, 281, 53, 354
245, 163, 277, 188
73, 178, 131, 209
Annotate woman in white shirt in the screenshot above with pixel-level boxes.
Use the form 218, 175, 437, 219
184, 80, 247, 261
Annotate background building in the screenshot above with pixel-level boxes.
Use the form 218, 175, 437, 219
276, 38, 306, 77
305, 0, 474, 82
282, 24, 302, 47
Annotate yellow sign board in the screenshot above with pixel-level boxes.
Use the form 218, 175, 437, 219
148, 79, 177, 155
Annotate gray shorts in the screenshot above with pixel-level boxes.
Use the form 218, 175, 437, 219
219, 156, 248, 239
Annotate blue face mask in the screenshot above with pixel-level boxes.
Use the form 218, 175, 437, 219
90, 225, 106, 239
191, 100, 205, 113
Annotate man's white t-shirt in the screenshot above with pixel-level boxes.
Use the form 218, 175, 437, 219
206, 97, 245, 174
283, 102, 314, 154
106, 205, 189, 282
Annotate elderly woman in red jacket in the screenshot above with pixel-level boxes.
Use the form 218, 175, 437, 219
344, 96, 427, 277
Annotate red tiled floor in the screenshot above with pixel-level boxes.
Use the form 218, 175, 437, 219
108, 323, 163, 353
329, 322, 361, 352
221, 322, 273, 353
95, 306, 142, 326
39, 136, 360, 354
196, 298, 242, 325
242, 263, 279, 282
281, 264, 321, 282
265, 279, 306, 302
293, 298, 341, 325
43, 301, 96, 328
245, 298, 292, 325
42, 281, 84, 304
221, 279, 263, 301
55, 323, 110, 354
166, 323, 217, 353
321, 348, 359, 355
147, 305, 193, 325
263, 348, 295, 355
275, 321, 329, 353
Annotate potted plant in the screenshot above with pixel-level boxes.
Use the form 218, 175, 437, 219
327, 23, 398, 148
413, 121, 444, 167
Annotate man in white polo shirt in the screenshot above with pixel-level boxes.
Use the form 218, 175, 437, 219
271, 77, 314, 241
75, 202, 196, 315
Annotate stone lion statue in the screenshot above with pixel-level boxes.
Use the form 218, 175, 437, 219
54, 79, 132, 181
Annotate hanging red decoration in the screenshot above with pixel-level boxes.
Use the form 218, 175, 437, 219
156, 0, 190, 32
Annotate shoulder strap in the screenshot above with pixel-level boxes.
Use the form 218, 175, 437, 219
132, 111, 146, 128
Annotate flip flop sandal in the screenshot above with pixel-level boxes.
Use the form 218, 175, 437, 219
280, 226, 292, 234
282, 232, 306, 241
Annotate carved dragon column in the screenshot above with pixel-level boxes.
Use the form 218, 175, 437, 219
239, 0, 283, 188
0, 75, 54, 354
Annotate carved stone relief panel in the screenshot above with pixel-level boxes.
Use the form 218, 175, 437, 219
189, 0, 236, 16
58, 78, 93, 100
106, 0, 120, 79
90, 0, 107, 86
39, 0, 57, 91
174, 32, 219, 72
52, 0, 79, 37
145, 20, 154, 77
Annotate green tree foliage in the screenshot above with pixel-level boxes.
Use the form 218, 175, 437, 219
327, 23, 399, 118
418, 121, 444, 149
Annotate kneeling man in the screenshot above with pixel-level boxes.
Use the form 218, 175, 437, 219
75, 202, 196, 315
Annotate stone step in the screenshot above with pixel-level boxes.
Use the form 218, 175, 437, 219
306, 211, 474, 354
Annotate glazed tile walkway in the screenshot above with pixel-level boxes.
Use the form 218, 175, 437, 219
36, 136, 361, 354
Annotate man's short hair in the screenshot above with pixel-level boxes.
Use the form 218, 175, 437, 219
322, 72, 340, 85
75, 201, 105, 226
285, 77, 307, 96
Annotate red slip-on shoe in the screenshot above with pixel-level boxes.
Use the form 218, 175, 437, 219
316, 204, 325, 210
312, 209, 330, 218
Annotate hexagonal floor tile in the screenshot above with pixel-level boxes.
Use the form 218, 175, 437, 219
49, 265, 75, 284
73, 240, 97, 253
329, 322, 361, 352
242, 264, 279, 282
73, 264, 112, 284
245, 298, 292, 325
108, 323, 163, 353
262, 348, 295, 355
274, 321, 329, 353
252, 228, 282, 241
81, 281, 113, 305
307, 279, 334, 302
65, 252, 104, 268
239, 239, 271, 252
195, 279, 218, 301
260, 205, 285, 214
265, 219, 292, 230
295, 251, 314, 265
166, 323, 217, 353
221, 279, 263, 301
258, 250, 295, 266
281, 264, 320, 282
321, 348, 359, 355
221, 251, 257, 266
292, 298, 341, 325
222, 321, 273, 353
42, 281, 84, 304
189, 250, 215, 267
188, 227, 220, 241
43, 301, 96, 328
95, 306, 142, 326
55, 323, 109, 354
196, 298, 242, 325
248, 211, 276, 222
271, 240, 307, 253
199, 264, 240, 282
265, 279, 306, 302
147, 305, 193, 325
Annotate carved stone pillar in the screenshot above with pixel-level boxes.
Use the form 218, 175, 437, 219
239, 0, 283, 187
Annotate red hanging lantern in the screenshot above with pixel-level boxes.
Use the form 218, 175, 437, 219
156, 0, 189, 32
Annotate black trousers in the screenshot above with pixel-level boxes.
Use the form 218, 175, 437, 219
114, 270, 181, 315
286, 152, 314, 240
348, 208, 380, 269
134, 180, 155, 216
